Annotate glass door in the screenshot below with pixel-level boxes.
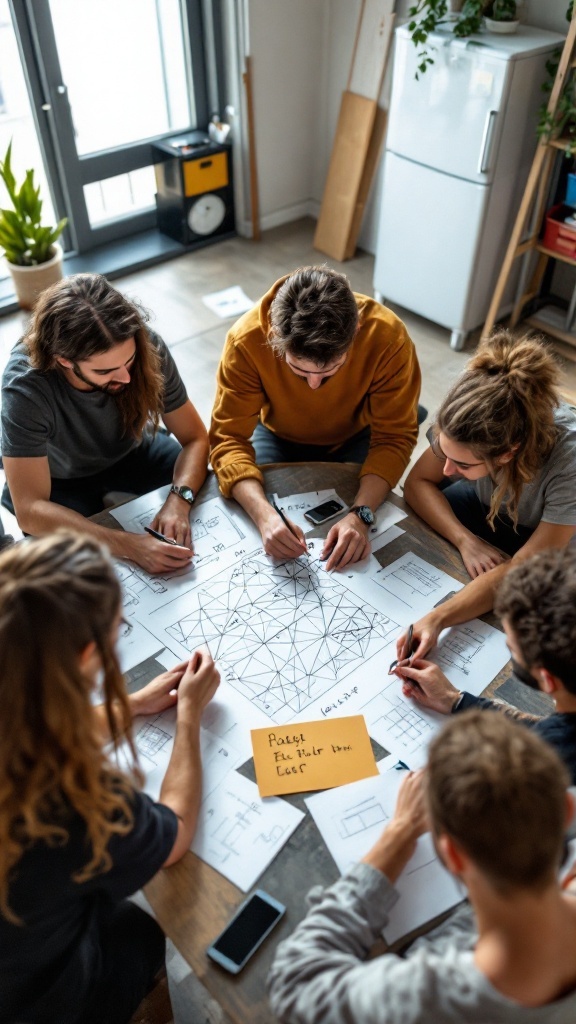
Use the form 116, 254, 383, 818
12, 0, 210, 252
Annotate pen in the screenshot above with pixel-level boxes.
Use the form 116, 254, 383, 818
144, 525, 178, 546
270, 498, 305, 546
388, 623, 415, 675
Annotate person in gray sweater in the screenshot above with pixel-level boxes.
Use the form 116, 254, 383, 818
268, 711, 576, 1023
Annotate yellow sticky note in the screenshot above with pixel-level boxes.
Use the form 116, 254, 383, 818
251, 715, 378, 797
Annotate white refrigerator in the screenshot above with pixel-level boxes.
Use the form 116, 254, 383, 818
373, 24, 564, 350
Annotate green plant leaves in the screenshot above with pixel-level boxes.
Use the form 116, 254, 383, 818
0, 140, 67, 266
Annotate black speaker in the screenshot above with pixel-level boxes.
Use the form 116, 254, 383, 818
153, 132, 235, 248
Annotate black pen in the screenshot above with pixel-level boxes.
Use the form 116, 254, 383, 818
144, 525, 178, 546
388, 623, 415, 675
270, 498, 306, 547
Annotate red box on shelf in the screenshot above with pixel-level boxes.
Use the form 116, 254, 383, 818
543, 203, 576, 259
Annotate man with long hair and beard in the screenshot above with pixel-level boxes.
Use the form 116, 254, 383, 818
1, 273, 208, 573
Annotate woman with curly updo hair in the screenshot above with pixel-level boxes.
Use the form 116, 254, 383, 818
396, 333, 576, 661
0, 532, 219, 1024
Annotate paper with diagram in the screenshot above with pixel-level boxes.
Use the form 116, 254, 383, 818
272, 490, 345, 534
365, 551, 464, 621
359, 616, 510, 766
138, 546, 402, 725
191, 770, 304, 891
305, 767, 464, 943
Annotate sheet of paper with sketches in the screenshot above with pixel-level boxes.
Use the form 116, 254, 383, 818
305, 767, 463, 943
191, 770, 304, 891
272, 490, 346, 534
202, 285, 255, 318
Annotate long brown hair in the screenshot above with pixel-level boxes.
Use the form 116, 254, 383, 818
25, 273, 164, 438
0, 532, 140, 924
435, 332, 561, 528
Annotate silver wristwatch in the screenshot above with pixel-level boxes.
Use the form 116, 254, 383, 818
350, 505, 375, 527
169, 484, 195, 506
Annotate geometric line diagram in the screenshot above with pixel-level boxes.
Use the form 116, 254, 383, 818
373, 558, 447, 608
361, 686, 436, 747
165, 550, 399, 721
435, 625, 485, 676
335, 796, 390, 839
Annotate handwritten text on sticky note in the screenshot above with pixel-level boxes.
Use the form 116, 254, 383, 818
251, 715, 378, 797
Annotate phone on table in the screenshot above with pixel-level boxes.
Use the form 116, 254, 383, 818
303, 498, 346, 526
206, 890, 286, 974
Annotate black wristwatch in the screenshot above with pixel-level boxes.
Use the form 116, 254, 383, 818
169, 484, 195, 506
349, 505, 375, 527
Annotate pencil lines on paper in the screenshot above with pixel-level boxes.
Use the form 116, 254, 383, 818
361, 686, 436, 745
334, 796, 391, 839
163, 551, 399, 722
434, 624, 486, 677
373, 557, 450, 609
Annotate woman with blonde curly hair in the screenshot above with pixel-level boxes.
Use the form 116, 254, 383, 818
0, 532, 219, 1024
397, 333, 576, 661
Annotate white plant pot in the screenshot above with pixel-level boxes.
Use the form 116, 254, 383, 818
484, 17, 519, 34
6, 242, 64, 310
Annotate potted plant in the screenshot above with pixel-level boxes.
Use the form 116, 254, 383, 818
408, 1, 486, 77
0, 141, 67, 309
484, 0, 519, 33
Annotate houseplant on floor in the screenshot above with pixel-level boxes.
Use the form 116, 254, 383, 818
0, 141, 67, 309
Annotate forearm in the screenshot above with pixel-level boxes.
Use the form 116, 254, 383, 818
352, 473, 391, 511
93, 692, 144, 742
362, 819, 419, 884
17, 496, 141, 562
159, 707, 203, 863
403, 477, 474, 548
171, 436, 209, 495
426, 559, 511, 630
231, 477, 271, 528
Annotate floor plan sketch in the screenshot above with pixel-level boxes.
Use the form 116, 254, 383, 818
360, 682, 439, 763
159, 549, 400, 723
435, 624, 487, 676
191, 770, 304, 891
372, 552, 461, 614
116, 561, 168, 606
335, 795, 390, 839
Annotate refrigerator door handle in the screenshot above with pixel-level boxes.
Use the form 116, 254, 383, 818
477, 110, 498, 176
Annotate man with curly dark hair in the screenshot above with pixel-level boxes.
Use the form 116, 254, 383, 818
395, 547, 576, 782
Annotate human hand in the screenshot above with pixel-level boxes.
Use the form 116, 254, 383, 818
151, 494, 193, 549
396, 615, 441, 662
177, 650, 220, 718
321, 513, 371, 571
259, 506, 307, 560
395, 659, 460, 715
457, 533, 509, 579
130, 661, 189, 718
123, 533, 194, 575
362, 770, 429, 881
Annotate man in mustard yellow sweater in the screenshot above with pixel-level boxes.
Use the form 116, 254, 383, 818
210, 267, 421, 569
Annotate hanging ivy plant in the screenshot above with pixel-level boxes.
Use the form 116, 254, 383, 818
537, 2, 576, 156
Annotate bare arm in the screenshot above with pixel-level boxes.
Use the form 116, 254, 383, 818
151, 400, 210, 547
399, 520, 576, 660
232, 477, 307, 559
3, 455, 193, 574
404, 448, 509, 577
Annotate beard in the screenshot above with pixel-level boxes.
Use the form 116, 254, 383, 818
511, 658, 540, 691
71, 362, 130, 394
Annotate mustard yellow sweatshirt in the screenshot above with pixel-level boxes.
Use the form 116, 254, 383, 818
210, 279, 421, 498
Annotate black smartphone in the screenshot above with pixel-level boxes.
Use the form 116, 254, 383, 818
303, 498, 346, 525
206, 890, 286, 974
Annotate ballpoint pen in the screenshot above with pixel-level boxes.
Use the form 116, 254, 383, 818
144, 525, 178, 546
388, 623, 415, 675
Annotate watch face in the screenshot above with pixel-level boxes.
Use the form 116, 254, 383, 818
354, 505, 375, 526
172, 485, 194, 504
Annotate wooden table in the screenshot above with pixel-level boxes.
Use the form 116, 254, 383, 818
95, 464, 511, 1024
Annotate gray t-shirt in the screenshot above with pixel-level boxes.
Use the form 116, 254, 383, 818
268, 862, 576, 1023
1, 331, 187, 479
428, 404, 576, 530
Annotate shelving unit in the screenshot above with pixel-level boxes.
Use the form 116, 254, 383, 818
483, 8, 576, 352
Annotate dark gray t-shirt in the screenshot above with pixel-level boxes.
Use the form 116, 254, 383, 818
1, 331, 187, 479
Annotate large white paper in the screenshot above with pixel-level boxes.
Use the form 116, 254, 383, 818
191, 770, 304, 891
368, 551, 463, 621
273, 490, 345, 534
305, 768, 463, 943
202, 285, 255, 318
359, 616, 510, 767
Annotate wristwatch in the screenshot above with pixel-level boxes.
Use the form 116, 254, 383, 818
349, 505, 375, 527
169, 484, 195, 506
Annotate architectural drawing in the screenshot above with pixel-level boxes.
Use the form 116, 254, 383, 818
435, 624, 486, 676
136, 721, 172, 760
373, 556, 449, 608
116, 561, 168, 606
335, 796, 390, 839
360, 683, 437, 760
163, 550, 400, 722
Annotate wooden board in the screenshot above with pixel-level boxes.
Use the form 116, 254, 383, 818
313, 91, 377, 262
342, 104, 388, 261
348, 0, 396, 101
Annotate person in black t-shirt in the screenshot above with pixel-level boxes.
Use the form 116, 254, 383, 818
394, 547, 576, 784
0, 531, 220, 1024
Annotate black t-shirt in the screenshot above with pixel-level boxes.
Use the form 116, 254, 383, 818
0, 789, 177, 1024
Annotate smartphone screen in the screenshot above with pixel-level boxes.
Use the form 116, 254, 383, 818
304, 499, 345, 525
207, 891, 285, 972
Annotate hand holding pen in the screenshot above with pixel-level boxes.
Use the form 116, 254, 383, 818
262, 497, 307, 560
388, 623, 416, 675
